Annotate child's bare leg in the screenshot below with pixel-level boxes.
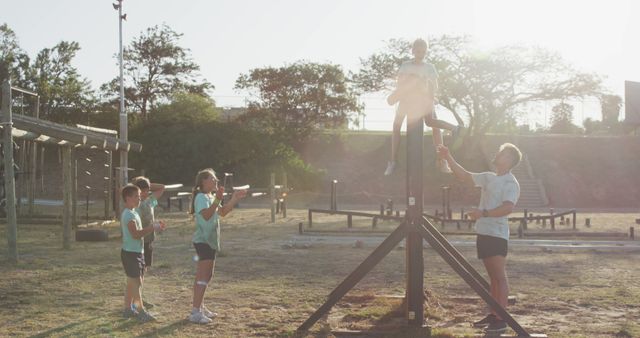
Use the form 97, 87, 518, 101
125, 277, 138, 310
391, 112, 405, 162
132, 277, 143, 310
124, 279, 133, 310
192, 260, 214, 310
425, 114, 451, 173
424, 113, 457, 132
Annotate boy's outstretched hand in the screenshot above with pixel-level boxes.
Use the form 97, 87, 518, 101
232, 189, 248, 200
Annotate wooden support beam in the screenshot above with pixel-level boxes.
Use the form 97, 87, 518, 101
416, 218, 530, 337
62, 146, 73, 250
298, 223, 408, 332
2, 80, 18, 264
12, 115, 87, 146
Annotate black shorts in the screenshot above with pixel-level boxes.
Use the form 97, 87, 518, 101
476, 235, 508, 259
121, 250, 145, 278
144, 241, 153, 267
193, 242, 216, 261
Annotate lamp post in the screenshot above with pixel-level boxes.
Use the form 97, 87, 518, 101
113, 0, 127, 211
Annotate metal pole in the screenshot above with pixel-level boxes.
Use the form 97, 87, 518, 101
117, 0, 128, 210
2, 80, 18, 264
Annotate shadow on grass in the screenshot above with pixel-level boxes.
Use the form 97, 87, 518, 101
29, 317, 100, 338
136, 319, 190, 337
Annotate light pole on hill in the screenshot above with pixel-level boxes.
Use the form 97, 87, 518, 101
113, 0, 127, 212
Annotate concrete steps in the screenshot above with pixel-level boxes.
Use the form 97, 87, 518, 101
511, 156, 548, 207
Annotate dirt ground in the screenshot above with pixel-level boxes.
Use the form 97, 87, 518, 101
1, 207, 639, 337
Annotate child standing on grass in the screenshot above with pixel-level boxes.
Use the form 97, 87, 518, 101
188, 168, 247, 324
120, 184, 166, 322
132, 176, 165, 309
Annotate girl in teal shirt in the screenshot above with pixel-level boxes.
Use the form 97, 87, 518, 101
188, 168, 247, 324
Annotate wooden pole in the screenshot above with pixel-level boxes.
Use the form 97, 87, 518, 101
16, 140, 26, 215
62, 146, 73, 249
104, 150, 114, 219
40, 145, 45, 192
2, 80, 18, 263
105, 151, 112, 219
72, 157, 78, 226
270, 173, 276, 223
405, 110, 424, 327
28, 142, 37, 216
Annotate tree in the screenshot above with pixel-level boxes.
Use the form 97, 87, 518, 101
101, 24, 212, 120
0, 23, 30, 87
151, 92, 220, 124
353, 36, 603, 142
549, 102, 580, 134
600, 94, 622, 124
234, 61, 363, 146
28, 41, 95, 123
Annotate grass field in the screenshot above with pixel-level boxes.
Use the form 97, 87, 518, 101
1, 208, 639, 337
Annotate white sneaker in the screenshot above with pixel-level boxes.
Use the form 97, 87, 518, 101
384, 161, 396, 176
189, 310, 212, 324
438, 159, 453, 173
201, 305, 218, 318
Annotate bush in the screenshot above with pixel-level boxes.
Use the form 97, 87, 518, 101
129, 119, 321, 190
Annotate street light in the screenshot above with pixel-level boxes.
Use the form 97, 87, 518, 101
113, 0, 127, 213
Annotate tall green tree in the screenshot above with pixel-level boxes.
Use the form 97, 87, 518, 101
235, 61, 363, 146
151, 92, 219, 124
30, 41, 95, 123
0, 23, 30, 87
353, 36, 603, 142
101, 24, 212, 120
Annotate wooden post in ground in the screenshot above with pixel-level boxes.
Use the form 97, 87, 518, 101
405, 109, 424, 327
40, 145, 45, 192
28, 142, 37, 216
282, 172, 288, 218
270, 173, 276, 223
62, 146, 73, 249
2, 80, 18, 264
72, 157, 78, 226
16, 140, 26, 215
105, 151, 113, 219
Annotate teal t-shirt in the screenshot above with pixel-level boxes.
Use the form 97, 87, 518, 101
192, 193, 221, 251
136, 194, 158, 242
121, 208, 144, 253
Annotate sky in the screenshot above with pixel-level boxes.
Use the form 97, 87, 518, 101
3, 0, 639, 130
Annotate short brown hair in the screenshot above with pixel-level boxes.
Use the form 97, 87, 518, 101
131, 176, 150, 190
121, 184, 140, 201
500, 143, 522, 168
